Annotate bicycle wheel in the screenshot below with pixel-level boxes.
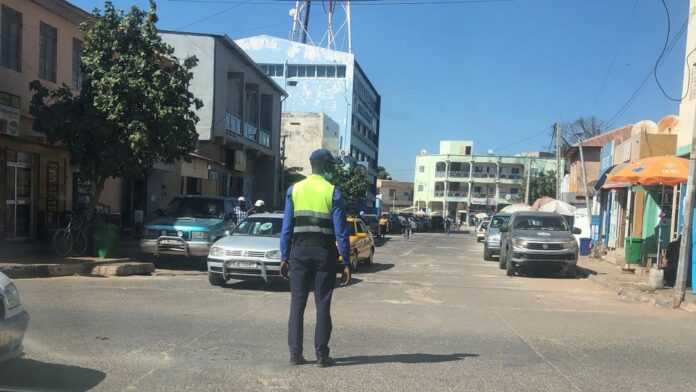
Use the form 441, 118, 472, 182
53, 229, 73, 257
72, 231, 88, 256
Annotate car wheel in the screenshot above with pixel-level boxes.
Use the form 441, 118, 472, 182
208, 272, 226, 286
483, 245, 493, 261
506, 257, 515, 277
564, 264, 577, 278
367, 248, 374, 265
499, 247, 507, 270
351, 252, 359, 273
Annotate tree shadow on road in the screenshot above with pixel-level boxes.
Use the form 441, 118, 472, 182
0, 358, 105, 391
222, 277, 364, 292
333, 353, 479, 367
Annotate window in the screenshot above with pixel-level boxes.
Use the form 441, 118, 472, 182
465, 146, 472, 155
287, 64, 298, 77
417, 185, 423, 191
1, 6, 22, 72
184, 177, 202, 195
297, 65, 306, 77
474, 166, 482, 172
316, 65, 327, 77
511, 167, 520, 174
403, 192, 410, 197
389, 189, 396, 197
305, 64, 316, 77
39, 22, 57, 82
337, 65, 346, 77
474, 186, 482, 193
326, 65, 336, 77
419, 166, 424, 173
510, 188, 519, 194
72, 39, 83, 90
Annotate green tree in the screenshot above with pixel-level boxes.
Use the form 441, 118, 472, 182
332, 163, 367, 208
30, 0, 202, 218
525, 170, 557, 202
376, 166, 391, 180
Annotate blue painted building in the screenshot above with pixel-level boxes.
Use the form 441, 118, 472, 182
235, 35, 381, 201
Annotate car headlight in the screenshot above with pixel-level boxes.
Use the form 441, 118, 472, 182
487, 234, 501, 242
4, 283, 21, 310
191, 231, 209, 240
266, 250, 281, 260
209, 246, 224, 257
513, 239, 528, 248
563, 239, 578, 249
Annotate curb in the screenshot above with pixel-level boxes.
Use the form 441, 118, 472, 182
585, 269, 695, 312
0, 260, 155, 279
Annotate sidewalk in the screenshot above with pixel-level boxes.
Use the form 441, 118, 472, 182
579, 256, 696, 313
0, 240, 154, 279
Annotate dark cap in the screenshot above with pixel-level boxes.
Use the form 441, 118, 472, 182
309, 149, 336, 165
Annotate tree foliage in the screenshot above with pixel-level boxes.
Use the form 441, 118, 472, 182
332, 163, 368, 208
376, 166, 391, 180
550, 116, 605, 155
526, 170, 557, 202
30, 0, 202, 215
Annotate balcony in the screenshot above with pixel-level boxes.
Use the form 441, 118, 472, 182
498, 173, 524, 183
259, 129, 271, 148
225, 112, 242, 136
245, 123, 257, 142
472, 173, 496, 182
435, 170, 471, 179
433, 190, 469, 200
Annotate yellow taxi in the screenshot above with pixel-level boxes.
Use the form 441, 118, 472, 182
338, 217, 375, 272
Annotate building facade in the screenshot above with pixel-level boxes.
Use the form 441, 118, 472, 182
281, 112, 340, 177
413, 141, 558, 222
235, 35, 381, 202
0, 0, 90, 241
377, 179, 413, 213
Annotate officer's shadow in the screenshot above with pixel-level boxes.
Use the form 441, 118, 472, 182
332, 353, 479, 367
223, 276, 363, 292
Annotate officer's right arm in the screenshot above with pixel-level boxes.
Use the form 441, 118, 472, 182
280, 187, 294, 263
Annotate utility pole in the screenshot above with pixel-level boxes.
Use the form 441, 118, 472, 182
674, 120, 696, 307
525, 158, 533, 205
279, 134, 288, 202
555, 122, 561, 200
578, 139, 592, 217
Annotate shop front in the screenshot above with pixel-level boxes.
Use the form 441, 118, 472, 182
0, 136, 71, 242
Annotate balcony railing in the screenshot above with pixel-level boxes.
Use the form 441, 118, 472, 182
225, 112, 242, 136
435, 170, 471, 178
447, 191, 468, 198
245, 123, 257, 141
472, 173, 496, 179
259, 129, 271, 148
434, 191, 444, 197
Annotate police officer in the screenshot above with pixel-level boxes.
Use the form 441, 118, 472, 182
280, 149, 351, 367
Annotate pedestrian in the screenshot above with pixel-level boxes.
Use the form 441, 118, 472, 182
280, 148, 351, 368
234, 196, 248, 224
248, 199, 266, 215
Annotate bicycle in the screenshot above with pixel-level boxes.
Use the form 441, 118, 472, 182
52, 204, 110, 257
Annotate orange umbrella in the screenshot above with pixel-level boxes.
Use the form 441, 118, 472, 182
606, 155, 688, 186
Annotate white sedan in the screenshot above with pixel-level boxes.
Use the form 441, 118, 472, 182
0, 272, 29, 363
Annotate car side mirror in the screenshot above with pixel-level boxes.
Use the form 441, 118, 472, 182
572, 227, 582, 235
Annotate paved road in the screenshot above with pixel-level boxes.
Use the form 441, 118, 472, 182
3, 233, 696, 391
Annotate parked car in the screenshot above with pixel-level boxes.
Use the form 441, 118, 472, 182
361, 214, 380, 236
430, 216, 444, 232
499, 211, 581, 277
339, 217, 375, 272
141, 196, 238, 258
207, 213, 284, 286
483, 214, 511, 260
0, 272, 29, 363
476, 220, 489, 242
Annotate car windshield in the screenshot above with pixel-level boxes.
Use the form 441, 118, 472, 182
233, 217, 283, 237
165, 198, 224, 219
490, 216, 510, 228
349, 222, 357, 235
479, 221, 489, 230
514, 216, 569, 231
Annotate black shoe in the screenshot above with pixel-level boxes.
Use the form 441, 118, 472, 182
316, 356, 335, 368
290, 354, 306, 365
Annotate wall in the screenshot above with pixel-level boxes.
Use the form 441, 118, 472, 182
678, 1, 696, 156
377, 179, 413, 211
281, 112, 334, 175
160, 33, 215, 140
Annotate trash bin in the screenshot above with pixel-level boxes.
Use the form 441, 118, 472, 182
94, 223, 120, 258
579, 238, 591, 256
624, 237, 643, 264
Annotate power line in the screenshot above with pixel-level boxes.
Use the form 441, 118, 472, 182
175, 2, 246, 30
654, 0, 696, 102
168, 0, 512, 6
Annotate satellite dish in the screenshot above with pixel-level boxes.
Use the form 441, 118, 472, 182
657, 115, 679, 135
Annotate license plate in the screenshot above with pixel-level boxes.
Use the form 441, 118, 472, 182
161, 240, 181, 245
230, 261, 255, 268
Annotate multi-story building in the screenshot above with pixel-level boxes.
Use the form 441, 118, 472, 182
413, 141, 559, 222
235, 35, 381, 203
377, 179, 413, 213
0, 0, 90, 241
281, 112, 340, 178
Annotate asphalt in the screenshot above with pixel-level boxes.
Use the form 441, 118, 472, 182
2, 233, 696, 391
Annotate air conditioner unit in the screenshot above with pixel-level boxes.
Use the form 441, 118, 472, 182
0, 104, 20, 136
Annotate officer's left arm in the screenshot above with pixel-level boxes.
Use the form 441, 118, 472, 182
332, 188, 351, 265
280, 187, 295, 262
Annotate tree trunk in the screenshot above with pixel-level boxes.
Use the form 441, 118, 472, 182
87, 176, 107, 222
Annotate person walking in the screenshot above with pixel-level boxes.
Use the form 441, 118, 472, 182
234, 196, 248, 224
279, 149, 351, 368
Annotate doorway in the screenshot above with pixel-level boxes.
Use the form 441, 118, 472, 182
5, 151, 33, 239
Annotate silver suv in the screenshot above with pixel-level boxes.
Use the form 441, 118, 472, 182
499, 211, 580, 277
483, 214, 510, 261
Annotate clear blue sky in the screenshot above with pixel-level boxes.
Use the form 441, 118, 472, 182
73, 0, 690, 181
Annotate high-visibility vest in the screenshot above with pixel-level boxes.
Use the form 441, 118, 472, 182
291, 175, 335, 236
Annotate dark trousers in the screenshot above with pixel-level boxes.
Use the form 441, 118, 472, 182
288, 257, 335, 358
